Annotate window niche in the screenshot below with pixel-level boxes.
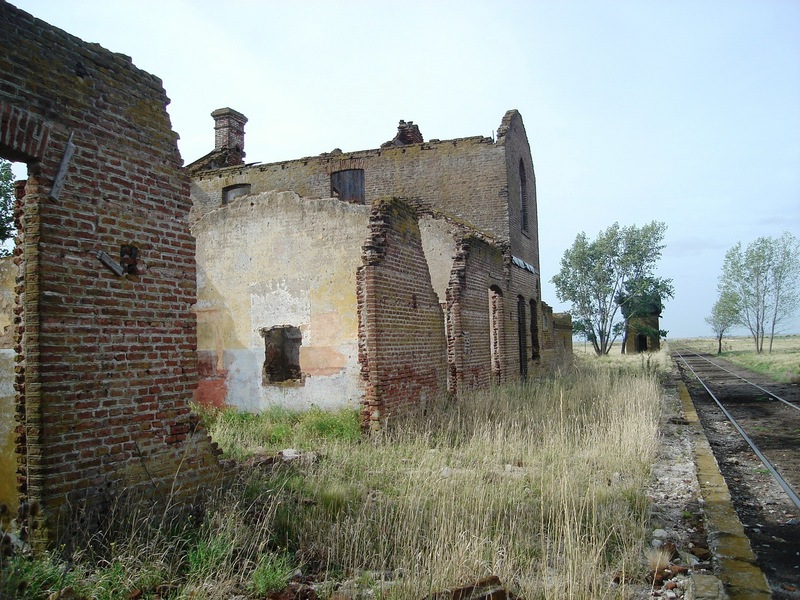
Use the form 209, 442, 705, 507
488, 286, 504, 384
260, 325, 303, 384
222, 183, 251, 205
330, 169, 365, 203
529, 299, 540, 360
519, 159, 528, 232
517, 295, 528, 379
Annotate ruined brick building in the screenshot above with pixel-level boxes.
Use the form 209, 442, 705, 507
0, 0, 570, 546
188, 109, 572, 428
0, 2, 220, 543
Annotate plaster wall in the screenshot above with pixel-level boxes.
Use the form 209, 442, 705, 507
193, 191, 369, 411
418, 216, 459, 305
0, 257, 14, 511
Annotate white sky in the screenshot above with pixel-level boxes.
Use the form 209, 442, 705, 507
10, 0, 800, 338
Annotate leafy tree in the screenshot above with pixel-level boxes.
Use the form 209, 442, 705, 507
718, 232, 800, 353
705, 290, 741, 354
0, 159, 15, 256
552, 221, 671, 356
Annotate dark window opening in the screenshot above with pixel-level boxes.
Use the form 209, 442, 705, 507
120, 244, 139, 275
330, 169, 365, 203
261, 325, 303, 384
517, 296, 527, 380
222, 183, 251, 205
635, 333, 648, 353
519, 159, 528, 232
529, 299, 540, 360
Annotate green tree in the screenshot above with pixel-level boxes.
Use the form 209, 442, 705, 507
552, 221, 671, 356
0, 159, 16, 256
719, 232, 800, 353
705, 290, 741, 355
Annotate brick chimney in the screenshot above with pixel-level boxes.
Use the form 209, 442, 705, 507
381, 120, 424, 147
211, 107, 248, 166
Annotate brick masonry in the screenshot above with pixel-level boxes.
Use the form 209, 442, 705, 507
190, 111, 539, 268
0, 2, 220, 545
189, 107, 572, 422
358, 198, 448, 429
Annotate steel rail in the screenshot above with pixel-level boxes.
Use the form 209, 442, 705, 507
676, 351, 800, 511
677, 349, 799, 412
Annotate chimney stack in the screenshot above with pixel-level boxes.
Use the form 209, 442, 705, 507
381, 120, 424, 148
211, 107, 248, 166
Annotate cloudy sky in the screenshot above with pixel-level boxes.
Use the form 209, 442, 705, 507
10, 0, 800, 338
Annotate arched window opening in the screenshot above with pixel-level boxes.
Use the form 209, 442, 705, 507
635, 333, 648, 353
530, 299, 540, 360
488, 286, 504, 385
517, 295, 527, 380
519, 159, 528, 232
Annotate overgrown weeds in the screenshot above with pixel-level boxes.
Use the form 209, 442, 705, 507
1, 351, 667, 598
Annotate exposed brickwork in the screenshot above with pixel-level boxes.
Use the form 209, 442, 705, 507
189, 109, 570, 421
190, 125, 513, 253
382, 120, 424, 147
0, 2, 220, 545
358, 198, 447, 429
496, 110, 540, 271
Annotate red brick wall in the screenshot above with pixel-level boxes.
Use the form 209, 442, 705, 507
446, 237, 506, 391
358, 198, 447, 430
445, 236, 542, 392
0, 3, 219, 544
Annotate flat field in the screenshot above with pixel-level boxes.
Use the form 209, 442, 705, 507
672, 335, 800, 383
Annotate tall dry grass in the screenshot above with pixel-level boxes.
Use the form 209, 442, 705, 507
2, 351, 666, 599
266, 352, 665, 598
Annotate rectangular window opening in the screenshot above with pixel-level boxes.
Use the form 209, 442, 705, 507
330, 169, 365, 204
260, 325, 304, 384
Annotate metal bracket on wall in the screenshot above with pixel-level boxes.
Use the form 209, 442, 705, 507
96, 250, 124, 276
49, 131, 76, 201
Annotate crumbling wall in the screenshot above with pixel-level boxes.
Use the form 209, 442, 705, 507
0, 3, 219, 544
359, 198, 448, 429
0, 256, 15, 512
496, 110, 540, 270
538, 304, 574, 369
446, 237, 508, 390
190, 136, 511, 244
192, 191, 369, 411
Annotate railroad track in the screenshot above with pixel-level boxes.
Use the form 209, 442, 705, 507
673, 349, 800, 598
674, 349, 800, 509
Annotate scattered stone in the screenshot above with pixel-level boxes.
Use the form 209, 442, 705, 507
429, 576, 518, 600
652, 528, 668, 539
689, 546, 711, 560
